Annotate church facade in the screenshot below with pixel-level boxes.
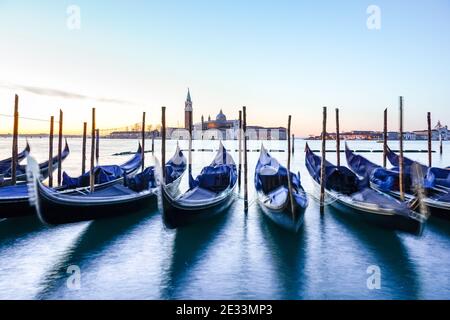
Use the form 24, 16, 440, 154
168, 90, 287, 140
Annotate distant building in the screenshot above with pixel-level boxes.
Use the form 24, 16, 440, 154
387, 131, 399, 140
109, 130, 158, 139
169, 90, 287, 140
307, 121, 448, 141
413, 121, 448, 141
403, 132, 416, 140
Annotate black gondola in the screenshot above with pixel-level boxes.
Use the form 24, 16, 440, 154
29, 146, 186, 225
346, 143, 450, 220
0, 143, 142, 219
161, 142, 237, 228
0, 141, 30, 180
386, 145, 450, 190
1, 141, 65, 186
255, 145, 308, 232
305, 143, 426, 234
0, 141, 71, 218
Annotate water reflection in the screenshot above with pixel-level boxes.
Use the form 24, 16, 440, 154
324, 205, 420, 299
257, 207, 307, 299
160, 206, 232, 299
427, 217, 450, 236
35, 209, 155, 299
0, 216, 44, 245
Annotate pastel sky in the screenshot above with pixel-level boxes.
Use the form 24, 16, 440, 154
0, 0, 449, 136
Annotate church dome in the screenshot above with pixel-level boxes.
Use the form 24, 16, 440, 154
216, 109, 227, 122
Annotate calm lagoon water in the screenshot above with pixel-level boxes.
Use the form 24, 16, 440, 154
0, 137, 449, 299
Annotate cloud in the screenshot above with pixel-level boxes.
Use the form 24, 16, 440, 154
0, 81, 140, 106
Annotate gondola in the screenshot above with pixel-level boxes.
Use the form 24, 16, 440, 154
161, 142, 237, 228
385, 145, 450, 189
305, 143, 425, 234
58, 144, 142, 192
0, 141, 71, 218
29, 146, 186, 225
0, 143, 138, 219
0, 141, 30, 177
1, 142, 68, 185
255, 145, 308, 232
346, 143, 450, 220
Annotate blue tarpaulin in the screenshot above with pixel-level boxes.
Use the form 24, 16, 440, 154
63, 165, 125, 188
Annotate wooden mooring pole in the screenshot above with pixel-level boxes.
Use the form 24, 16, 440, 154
152, 133, 155, 154
383, 108, 388, 168
335, 108, 340, 166
238, 110, 242, 189
11, 94, 19, 185
82, 122, 87, 175
95, 129, 100, 165
141, 112, 146, 171
399, 97, 405, 201
243, 106, 248, 212
320, 107, 327, 214
90, 108, 96, 193
161, 106, 166, 181
427, 112, 432, 167
292, 134, 295, 155
287, 115, 295, 215
48, 116, 54, 187
57, 109, 63, 186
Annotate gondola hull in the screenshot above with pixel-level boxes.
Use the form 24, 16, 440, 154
161, 184, 236, 229
257, 190, 306, 232
34, 181, 158, 225
306, 143, 425, 235
254, 146, 308, 232
0, 195, 35, 218
0, 144, 143, 219
30, 145, 186, 225
371, 184, 450, 221
426, 203, 450, 220
314, 181, 424, 235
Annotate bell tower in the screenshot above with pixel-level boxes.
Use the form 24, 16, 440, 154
185, 89, 193, 131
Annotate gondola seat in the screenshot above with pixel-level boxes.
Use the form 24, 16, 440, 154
197, 165, 233, 192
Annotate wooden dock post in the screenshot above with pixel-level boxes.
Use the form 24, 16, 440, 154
335, 108, 340, 166
399, 97, 405, 201
82, 122, 87, 174
243, 106, 248, 212
287, 115, 295, 215
161, 106, 166, 180
292, 134, 295, 155
95, 129, 100, 165
320, 107, 327, 214
383, 108, 388, 168
141, 112, 146, 171
427, 112, 432, 167
440, 131, 443, 155
238, 110, 242, 189
152, 133, 155, 154
90, 108, 96, 193
11, 94, 19, 185
48, 116, 54, 187
57, 109, 63, 186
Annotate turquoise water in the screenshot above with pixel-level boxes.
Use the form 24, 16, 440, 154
0, 138, 449, 299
